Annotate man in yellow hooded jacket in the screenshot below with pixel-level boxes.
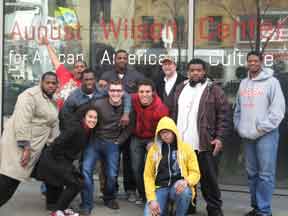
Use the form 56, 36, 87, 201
144, 117, 200, 216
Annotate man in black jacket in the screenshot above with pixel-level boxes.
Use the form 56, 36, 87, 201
156, 56, 186, 110
99, 49, 145, 93
173, 59, 231, 216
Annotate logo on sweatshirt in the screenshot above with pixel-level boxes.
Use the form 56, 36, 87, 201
240, 87, 264, 97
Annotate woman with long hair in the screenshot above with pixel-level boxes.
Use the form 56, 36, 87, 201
33, 105, 98, 216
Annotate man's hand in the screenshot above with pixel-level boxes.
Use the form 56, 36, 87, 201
146, 142, 153, 151
20, 147, 31, 168
210, 139, 223, 156
149, 200, 161, 216
174, 179, 188, 194
119, 113, 130, 127
256, 127, 265, 136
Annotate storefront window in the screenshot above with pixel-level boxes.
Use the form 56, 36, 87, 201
3, 0, 189, 119
3, 0, 286, 189
194, 0, 288, 188
90, 0, 189, 80
3, 0, 86, 118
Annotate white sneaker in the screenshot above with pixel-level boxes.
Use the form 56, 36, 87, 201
50, 210, 65, 216
63, 209, 79, 216
135, 197, 144, 205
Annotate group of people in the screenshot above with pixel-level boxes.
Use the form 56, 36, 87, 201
0, 41, 285, 216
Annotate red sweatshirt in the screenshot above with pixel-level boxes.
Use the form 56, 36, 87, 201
132, 93, 169, 139
56, 64, 81, 109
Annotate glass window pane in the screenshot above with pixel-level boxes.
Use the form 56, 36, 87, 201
195, 0, 288, 188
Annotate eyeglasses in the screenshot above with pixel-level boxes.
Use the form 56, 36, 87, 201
109, 89, 123, 93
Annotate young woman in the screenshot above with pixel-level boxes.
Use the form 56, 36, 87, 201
33, 105, 98, 216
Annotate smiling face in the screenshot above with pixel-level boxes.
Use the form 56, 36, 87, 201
247, 54, 262, 74
73, 61, 86, 80
81, 72, 96, 94
108, 83, 124, 105
84, 110, 98, 129
138, 84, 154, 106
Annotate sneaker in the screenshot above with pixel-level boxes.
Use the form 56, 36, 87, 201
63, 209, 79, 216
116, 191, 128, 199
135, 197, 144, 205
245, 209, 258, 216
73, 207, 91, 216
127, 192, 137, 202
50, 210, 65, 216
104, 199, 120, 210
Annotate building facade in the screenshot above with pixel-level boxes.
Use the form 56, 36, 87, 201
1, 0, 288, 188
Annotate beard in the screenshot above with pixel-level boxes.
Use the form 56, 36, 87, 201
41, 86, 54, 99
189, 75, 207, 87
42, 89, 54, 99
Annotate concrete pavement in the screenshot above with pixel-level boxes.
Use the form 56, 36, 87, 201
0, 180, 287, 216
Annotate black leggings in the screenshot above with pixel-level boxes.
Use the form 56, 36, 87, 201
0, 174, 20, 207
46, 181, 83, 211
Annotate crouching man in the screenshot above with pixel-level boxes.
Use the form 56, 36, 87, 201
143, 117, 200, 216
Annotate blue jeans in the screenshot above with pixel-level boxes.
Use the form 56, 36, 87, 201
243, 129, 279, 215
81, 138, 120, 211
144, 183, 192, 216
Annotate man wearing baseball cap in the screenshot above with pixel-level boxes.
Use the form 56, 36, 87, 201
156, 56, 187, 110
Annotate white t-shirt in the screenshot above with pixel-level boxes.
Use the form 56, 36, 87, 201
118, 73, 125, 79
164, 73, 178, 95
87, 93, 93, 99
177, 81, 207, 150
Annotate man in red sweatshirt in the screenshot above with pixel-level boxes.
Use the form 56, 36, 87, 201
39, 38, 87, 109
130, 79, 169, 204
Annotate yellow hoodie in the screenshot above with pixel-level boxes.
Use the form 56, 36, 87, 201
144, 117, 201, 202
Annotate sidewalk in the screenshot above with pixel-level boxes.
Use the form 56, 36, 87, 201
0, 180, 287, 216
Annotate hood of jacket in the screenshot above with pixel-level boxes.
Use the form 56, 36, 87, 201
154, 116, 183, 150
249, 67, 274, 81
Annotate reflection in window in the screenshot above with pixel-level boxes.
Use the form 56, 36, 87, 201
208, 16, 222, 44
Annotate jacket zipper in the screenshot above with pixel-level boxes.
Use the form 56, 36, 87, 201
168, 144, 172, 186
197, 84, 211, 151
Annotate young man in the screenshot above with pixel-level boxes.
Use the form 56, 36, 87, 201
234, 51, 285, 216
99, 49, 145, 93
81, 80, 133, 214
47, 70, 130, 211
173, 59, 230, 216
156, 56, 186, 109
144, 117, 200, 216
131, 79, 169, 204
98, 49, 144, 201
0, 72, 59, 207
39, 37, 87, 109
59, 69, 131, 130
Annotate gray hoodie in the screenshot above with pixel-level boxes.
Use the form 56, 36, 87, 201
234, 67, 285, 140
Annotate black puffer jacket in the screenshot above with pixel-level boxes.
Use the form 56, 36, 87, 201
33, 120, 90, 186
